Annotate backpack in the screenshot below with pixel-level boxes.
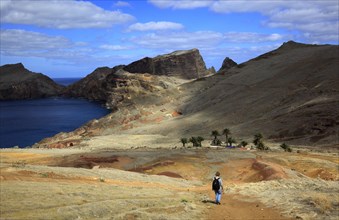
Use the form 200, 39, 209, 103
212, 178, 220, 191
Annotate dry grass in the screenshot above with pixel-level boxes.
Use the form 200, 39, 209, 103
307, 192, 338, 214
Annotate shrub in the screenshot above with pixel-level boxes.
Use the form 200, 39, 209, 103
227, 137, 236, 147
11, 160, 26, 168
253, 133, 269, 151
280, 143, 292, 152
240, 141, 248, 147
212, 139, 222, 146
253, 133, 263, 146
189, 136, 204, 147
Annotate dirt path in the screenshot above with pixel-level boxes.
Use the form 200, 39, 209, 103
206, 192, 291, 220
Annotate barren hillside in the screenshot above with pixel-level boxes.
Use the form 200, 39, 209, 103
38, 41, 338, 149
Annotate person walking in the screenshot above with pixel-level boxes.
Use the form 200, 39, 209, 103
212, 171, 223, 205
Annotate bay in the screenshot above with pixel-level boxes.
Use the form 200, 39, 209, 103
0, 97, 110, 148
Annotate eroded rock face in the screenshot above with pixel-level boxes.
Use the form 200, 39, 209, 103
64, 64, 180, 109
64, 49, 209, 108
0, 63, 64, 100
124, 49, 209, 79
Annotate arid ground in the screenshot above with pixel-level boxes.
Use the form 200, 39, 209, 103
1, 144, 338, 220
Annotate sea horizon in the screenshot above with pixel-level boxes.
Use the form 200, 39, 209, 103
52, 77, 83, 86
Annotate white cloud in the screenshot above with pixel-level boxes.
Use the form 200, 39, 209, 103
115, 1, 131, 7
223, 32, 283, 43
99, 44, 131, 50
148, 0, 213, 9
0, 0, 134, 29
0, 29, 92, 62
129, 31, 283, 50
148, 0, 339, 44
0, 29, 72, 53
0, 29, 138, 66
130, 31, 224, 49
127, 21, 184, 32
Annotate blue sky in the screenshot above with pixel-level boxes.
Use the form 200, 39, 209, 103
1, 0, 338, 78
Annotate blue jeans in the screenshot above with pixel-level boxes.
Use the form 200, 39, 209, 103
215, 191, 221, 204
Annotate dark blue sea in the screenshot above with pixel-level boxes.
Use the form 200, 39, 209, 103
0, 78, 110, 148
53, 77, 81, 86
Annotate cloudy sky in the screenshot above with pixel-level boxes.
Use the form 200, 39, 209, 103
1, 0, 338, 77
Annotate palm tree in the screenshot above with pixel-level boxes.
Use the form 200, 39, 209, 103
211, 130, 221, 145
222, 128, 231, 145
196, 136, 204, 147
189, 137, 198, 147
180, 138, 188, 147
227, 137, 236, 147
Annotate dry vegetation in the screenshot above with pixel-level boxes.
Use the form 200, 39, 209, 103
1, 145, 338, 220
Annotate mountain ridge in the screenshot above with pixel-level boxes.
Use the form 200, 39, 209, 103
1, 41, 338, 147
0, 63, 64, 100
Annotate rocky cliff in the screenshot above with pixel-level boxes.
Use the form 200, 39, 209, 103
123, 48, 209, 79
0, 63, 64, 100
65, 49, 210, 108
64, 64, 188, 110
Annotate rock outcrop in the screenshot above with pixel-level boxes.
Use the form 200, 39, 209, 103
0, 63, 64, 100
64, 64, 185, 109
217, 57, 237, 73
64, 66, 120, 102
123, 49, 209, 79
65, 48, 209, 108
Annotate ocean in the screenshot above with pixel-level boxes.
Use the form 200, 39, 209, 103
53, 77, 81, 86
0, 78, 110, 148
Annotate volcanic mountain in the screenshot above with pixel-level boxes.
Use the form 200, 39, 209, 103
36, 41, 339, 148
0, 63, 64, 100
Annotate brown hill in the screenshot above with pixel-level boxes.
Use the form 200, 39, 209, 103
161, 41, 339, 146
0, 63, 64, 100
38, 41, 339, 148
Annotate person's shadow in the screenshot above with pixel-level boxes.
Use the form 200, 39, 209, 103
202, 199, 216, 204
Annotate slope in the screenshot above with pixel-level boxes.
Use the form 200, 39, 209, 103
38, 41, 339, 148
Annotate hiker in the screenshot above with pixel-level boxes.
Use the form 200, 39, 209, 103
212, 171, 223, 205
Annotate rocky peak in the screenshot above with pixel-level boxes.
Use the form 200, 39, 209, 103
217, 57, 237, 73
278, 40, 316, 50
208, 66, 216, 74
123, 49, 208, 79
0, 63, 26, 73
64, 66, 115, 101
0, 63, 64, 100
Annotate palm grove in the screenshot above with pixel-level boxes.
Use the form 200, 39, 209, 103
180, 128, 292, 152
